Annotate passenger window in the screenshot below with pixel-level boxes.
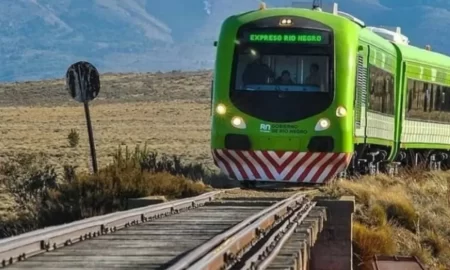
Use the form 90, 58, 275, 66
406, 79, 450, 123
368, 64, 395, 115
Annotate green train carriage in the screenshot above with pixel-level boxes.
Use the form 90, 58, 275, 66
352, 26, 450, 172
351, 26, 399, 174
353, 23, 450, 171
394, 43, 450, 167
209, 2, 450, 186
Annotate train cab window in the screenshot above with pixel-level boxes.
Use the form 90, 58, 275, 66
229, 28, 335, 123
235, 52, 330, 93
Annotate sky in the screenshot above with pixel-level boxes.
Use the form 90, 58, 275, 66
0, 0, 448, 82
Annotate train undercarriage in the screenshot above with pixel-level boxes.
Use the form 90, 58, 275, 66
343, 143, 450, 178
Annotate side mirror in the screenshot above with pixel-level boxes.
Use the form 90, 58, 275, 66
213, 41, 218, 47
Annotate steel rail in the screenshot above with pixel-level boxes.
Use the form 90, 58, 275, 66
243, 199, 316, 269
166, 192, 305, 270
182, 193, 309, 270
0, 190, 222, 267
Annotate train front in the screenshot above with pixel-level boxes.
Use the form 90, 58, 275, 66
211, 7, 355, 185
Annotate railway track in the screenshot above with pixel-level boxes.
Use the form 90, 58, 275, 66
1, 189, 327, 270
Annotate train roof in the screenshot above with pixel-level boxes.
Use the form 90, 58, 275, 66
338, 8, 450, 70
224, 2, 450, 72
394, 43, 450, 70
223, 3, 365, 30
228, 7, 352, 23
358, 27, 398, 54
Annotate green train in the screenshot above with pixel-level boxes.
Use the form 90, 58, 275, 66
210, 2, 450, 186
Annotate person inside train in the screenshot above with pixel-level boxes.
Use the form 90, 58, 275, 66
274, 70, 295, 84
304, 63, 321, 86
242, 56, 275, 86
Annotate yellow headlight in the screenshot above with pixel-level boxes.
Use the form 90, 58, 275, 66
216, 104, 226, 115
336, 106, 347, 117
315, 118, 330, 131
231, 116, 246, 129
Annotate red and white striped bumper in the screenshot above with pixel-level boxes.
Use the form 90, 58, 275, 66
212, 149, 352, 184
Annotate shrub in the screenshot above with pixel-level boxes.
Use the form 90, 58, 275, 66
112, 144, 209, 181
353, 222, 396, 268
67, 129, 80, 147
325, 172, 450, 269
0, 147, 209, 239
368, 203, 387, 227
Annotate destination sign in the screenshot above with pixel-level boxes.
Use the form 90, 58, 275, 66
244, 31, 329, 44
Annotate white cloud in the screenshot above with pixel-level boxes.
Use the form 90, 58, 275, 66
203, 0, 211, 15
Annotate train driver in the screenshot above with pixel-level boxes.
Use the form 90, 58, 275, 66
242, 57, 275, 86
275, 70, 295, 84
304, 63, 321, 86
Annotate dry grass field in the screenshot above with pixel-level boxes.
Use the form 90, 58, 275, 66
0, 70, 215, 172
325, 170, 450, 269
1, 70, 450, 269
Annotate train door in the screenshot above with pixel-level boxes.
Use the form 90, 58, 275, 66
354, 44, 369, 144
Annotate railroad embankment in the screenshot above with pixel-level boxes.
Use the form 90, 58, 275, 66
1, 146, 449, 269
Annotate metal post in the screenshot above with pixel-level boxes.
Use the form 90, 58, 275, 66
67, 61, 101, 175
84, 101, 98, 174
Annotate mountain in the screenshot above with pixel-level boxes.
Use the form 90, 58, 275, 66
0, 0, 448, 82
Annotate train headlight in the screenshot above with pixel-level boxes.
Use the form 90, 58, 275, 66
231, 116, 246, 129
279, 18, 293, 26
216, 104, 226, 115
336, 106, 347, 117
315, 118, 330, 131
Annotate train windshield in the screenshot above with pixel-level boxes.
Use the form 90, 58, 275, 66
235, 52, 330, 92
230, 28, 334, 123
